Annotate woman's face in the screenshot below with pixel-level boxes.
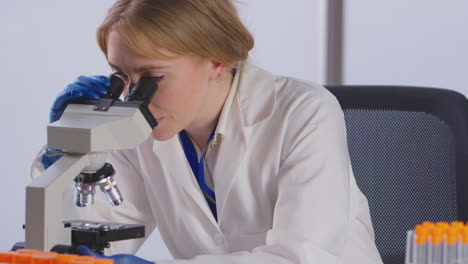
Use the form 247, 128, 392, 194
106, 30, 217, 141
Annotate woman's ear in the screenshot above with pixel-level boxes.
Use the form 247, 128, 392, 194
208, 59, 227, 81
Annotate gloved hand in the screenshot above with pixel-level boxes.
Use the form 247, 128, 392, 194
41, 148, 63, 170
77, 245, 156, 264
49, 75, 110, 123
42, 75, 110, 169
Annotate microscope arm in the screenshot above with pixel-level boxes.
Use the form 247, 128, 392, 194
25, 153, 94, 251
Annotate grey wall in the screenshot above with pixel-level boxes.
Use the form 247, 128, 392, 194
0, 0, 327, 259
343, 0, 468, 96
236, 0, 327, 83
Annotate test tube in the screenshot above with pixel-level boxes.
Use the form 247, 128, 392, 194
446, 227, 459, 264
0, 252, 16, 264
461, 227, 468, 264
415, 225, 429, 264
406, 230, 415, 264
13, 253, 33, 264
31, 252, 58, 264
423, 222, 437, 230
431, 227, 444, 264
14, 250, 43, 256
451, 222, 464, 229
456, 231, 463, 263
70, 256, 96, 264
55, 255, 80, 264
437, 222, 450, 234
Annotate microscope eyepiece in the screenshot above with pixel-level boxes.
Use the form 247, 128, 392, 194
124, 76, 161, 103
102, 74, 125, 100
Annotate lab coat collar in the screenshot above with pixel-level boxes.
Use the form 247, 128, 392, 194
216, 60, 277, 134
152, 60, 277, 225
236, 60, 277, 126
214, 66, 238, 137
214, 61, 277, 224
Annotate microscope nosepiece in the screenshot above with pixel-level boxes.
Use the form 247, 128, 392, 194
74, 163, 124, 207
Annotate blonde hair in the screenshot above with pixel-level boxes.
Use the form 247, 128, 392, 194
97, 0, 254, 67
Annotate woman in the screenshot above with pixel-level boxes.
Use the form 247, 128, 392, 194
32, 0, 382, 263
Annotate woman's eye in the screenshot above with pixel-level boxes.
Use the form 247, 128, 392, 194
141, 73, 165, 82
113, 72, 129, 82
143, 73, 164, 79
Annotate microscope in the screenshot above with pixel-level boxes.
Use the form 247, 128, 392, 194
23, 75, 160, 254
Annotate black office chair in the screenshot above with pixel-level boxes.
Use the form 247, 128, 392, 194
325, 85, 468, 264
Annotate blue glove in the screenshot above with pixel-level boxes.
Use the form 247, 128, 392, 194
41, 148, 63, 169
77, 245, 156, 264
49, 75, 110, 123
42, 75, 110, 169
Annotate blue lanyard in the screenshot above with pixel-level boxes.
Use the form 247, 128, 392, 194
179, 125, 218, 220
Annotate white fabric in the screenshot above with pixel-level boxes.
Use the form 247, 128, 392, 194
32, 61, 383, 263
179, 69, 238, 191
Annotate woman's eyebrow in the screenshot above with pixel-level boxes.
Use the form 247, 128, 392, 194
134, 65, 169, 73
108, 62, 169, 73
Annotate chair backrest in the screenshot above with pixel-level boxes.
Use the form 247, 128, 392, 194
325, 85, 468, 264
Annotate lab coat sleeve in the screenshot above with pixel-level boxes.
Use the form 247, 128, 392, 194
157, 91, 354, 264
30, 147, 157, 255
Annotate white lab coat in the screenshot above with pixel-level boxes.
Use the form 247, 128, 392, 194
32, 61, 382, 263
